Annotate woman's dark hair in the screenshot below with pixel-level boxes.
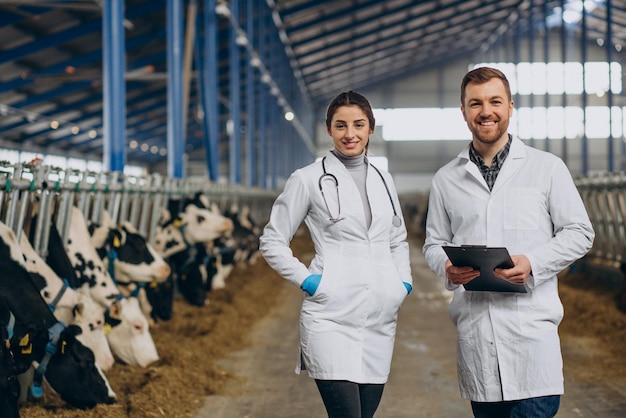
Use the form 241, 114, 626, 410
325, 91, 375, 132
461, 67, 512, 104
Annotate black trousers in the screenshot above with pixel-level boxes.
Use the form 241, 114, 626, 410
314, 379, 385, 418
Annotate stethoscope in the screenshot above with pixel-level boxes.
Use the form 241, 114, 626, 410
319, 157, 402, 227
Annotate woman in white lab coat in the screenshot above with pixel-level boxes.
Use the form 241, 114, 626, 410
260, 91, 412, 418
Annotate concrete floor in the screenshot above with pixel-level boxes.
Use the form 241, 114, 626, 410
195, 237, 626, 418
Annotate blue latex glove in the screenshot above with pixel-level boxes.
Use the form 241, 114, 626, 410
403, 282, 413, 295
301, 274, 322, 296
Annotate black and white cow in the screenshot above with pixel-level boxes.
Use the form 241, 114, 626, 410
87, 211, 170, 323
88, 211, 171, 286
152, 200, 234, 307
193, 196, 260, 290
0, 222, 115, 409
65, 207, 159, 368
20, 232, 115, 372
66, 207, 121, 308
0, 298, 20, 418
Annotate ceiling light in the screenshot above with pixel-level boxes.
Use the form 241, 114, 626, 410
215, 3, 231, 17
236, 33, 248, 46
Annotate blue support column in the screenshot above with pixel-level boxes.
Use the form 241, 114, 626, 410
245, 0, 256, 187
167, 0, 185, 178
229, 0, 242, 184
102, 0, 126, 172
257, 0, 267, 188
270, 97, 278, 190
199, 0, 220, 181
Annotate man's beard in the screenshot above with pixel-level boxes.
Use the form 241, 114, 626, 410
471, 118, 509, 144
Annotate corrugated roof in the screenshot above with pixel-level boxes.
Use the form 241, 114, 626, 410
0, 0, 623, 170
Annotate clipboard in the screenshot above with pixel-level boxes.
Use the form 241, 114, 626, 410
442, 245, 527, 293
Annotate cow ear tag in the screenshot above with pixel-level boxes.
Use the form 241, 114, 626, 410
113, 236, 121, 248
173, 219, 182, 228
19, 334, 33, 354
104, 324, 112, 334
61, 340, 67, 354
150, 280, 158, 288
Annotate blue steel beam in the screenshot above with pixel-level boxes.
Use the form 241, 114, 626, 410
228, 0, 242, 184
245, 0, 256, 187
102, 0, 126, 172
257, 0, 267, 188
198, 0, 220, 181
166, 0, 184, 178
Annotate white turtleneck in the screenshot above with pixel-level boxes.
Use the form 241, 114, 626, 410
331, 149, 372, 228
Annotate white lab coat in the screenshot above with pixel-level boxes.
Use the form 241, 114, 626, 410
260, 151, 411, 384
423, 137, 594, 402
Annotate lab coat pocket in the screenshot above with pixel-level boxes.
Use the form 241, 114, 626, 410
306, 274, 328, 303
504, 187, 541, 230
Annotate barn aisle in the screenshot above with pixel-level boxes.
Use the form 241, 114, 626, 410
194, 235, 626, 418
194, 235, 469, 417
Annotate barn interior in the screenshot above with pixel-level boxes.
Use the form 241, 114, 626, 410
1, 1, 626, 417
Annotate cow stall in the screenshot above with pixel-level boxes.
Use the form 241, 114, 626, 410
0, 160, 277, 414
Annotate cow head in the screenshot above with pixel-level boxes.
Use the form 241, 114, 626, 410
34, 324, 116, 409
105, 297, 159, 367
88, 213, 171, 285
174, 203, 234, 245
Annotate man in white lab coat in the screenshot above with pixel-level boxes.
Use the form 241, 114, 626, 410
423, 67, 594, 418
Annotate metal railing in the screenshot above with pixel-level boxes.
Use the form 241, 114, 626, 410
0, 161, 277, 258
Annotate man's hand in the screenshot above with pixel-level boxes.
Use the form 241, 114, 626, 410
493, 255, 532, 285
445, 260, 480, 285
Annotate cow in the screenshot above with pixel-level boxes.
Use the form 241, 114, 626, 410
152, 200, 234, 307
88, 211, 171, 286
104, 295, 159, 367
192, 196, 260, 290
66, 207, 121, 308
221, 203, 262, 267
87, 211, 171, 323
205, 236, 237, 291
64, 207, 159, 368
20, 232, 115, 372
0, 299, 20, 418
0, 221, 115, 409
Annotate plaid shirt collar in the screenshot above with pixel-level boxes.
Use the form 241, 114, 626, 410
469, 134, 512, 191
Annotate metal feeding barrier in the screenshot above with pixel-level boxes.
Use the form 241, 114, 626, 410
576, 172, 626, 268
0, 160, 277, 258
